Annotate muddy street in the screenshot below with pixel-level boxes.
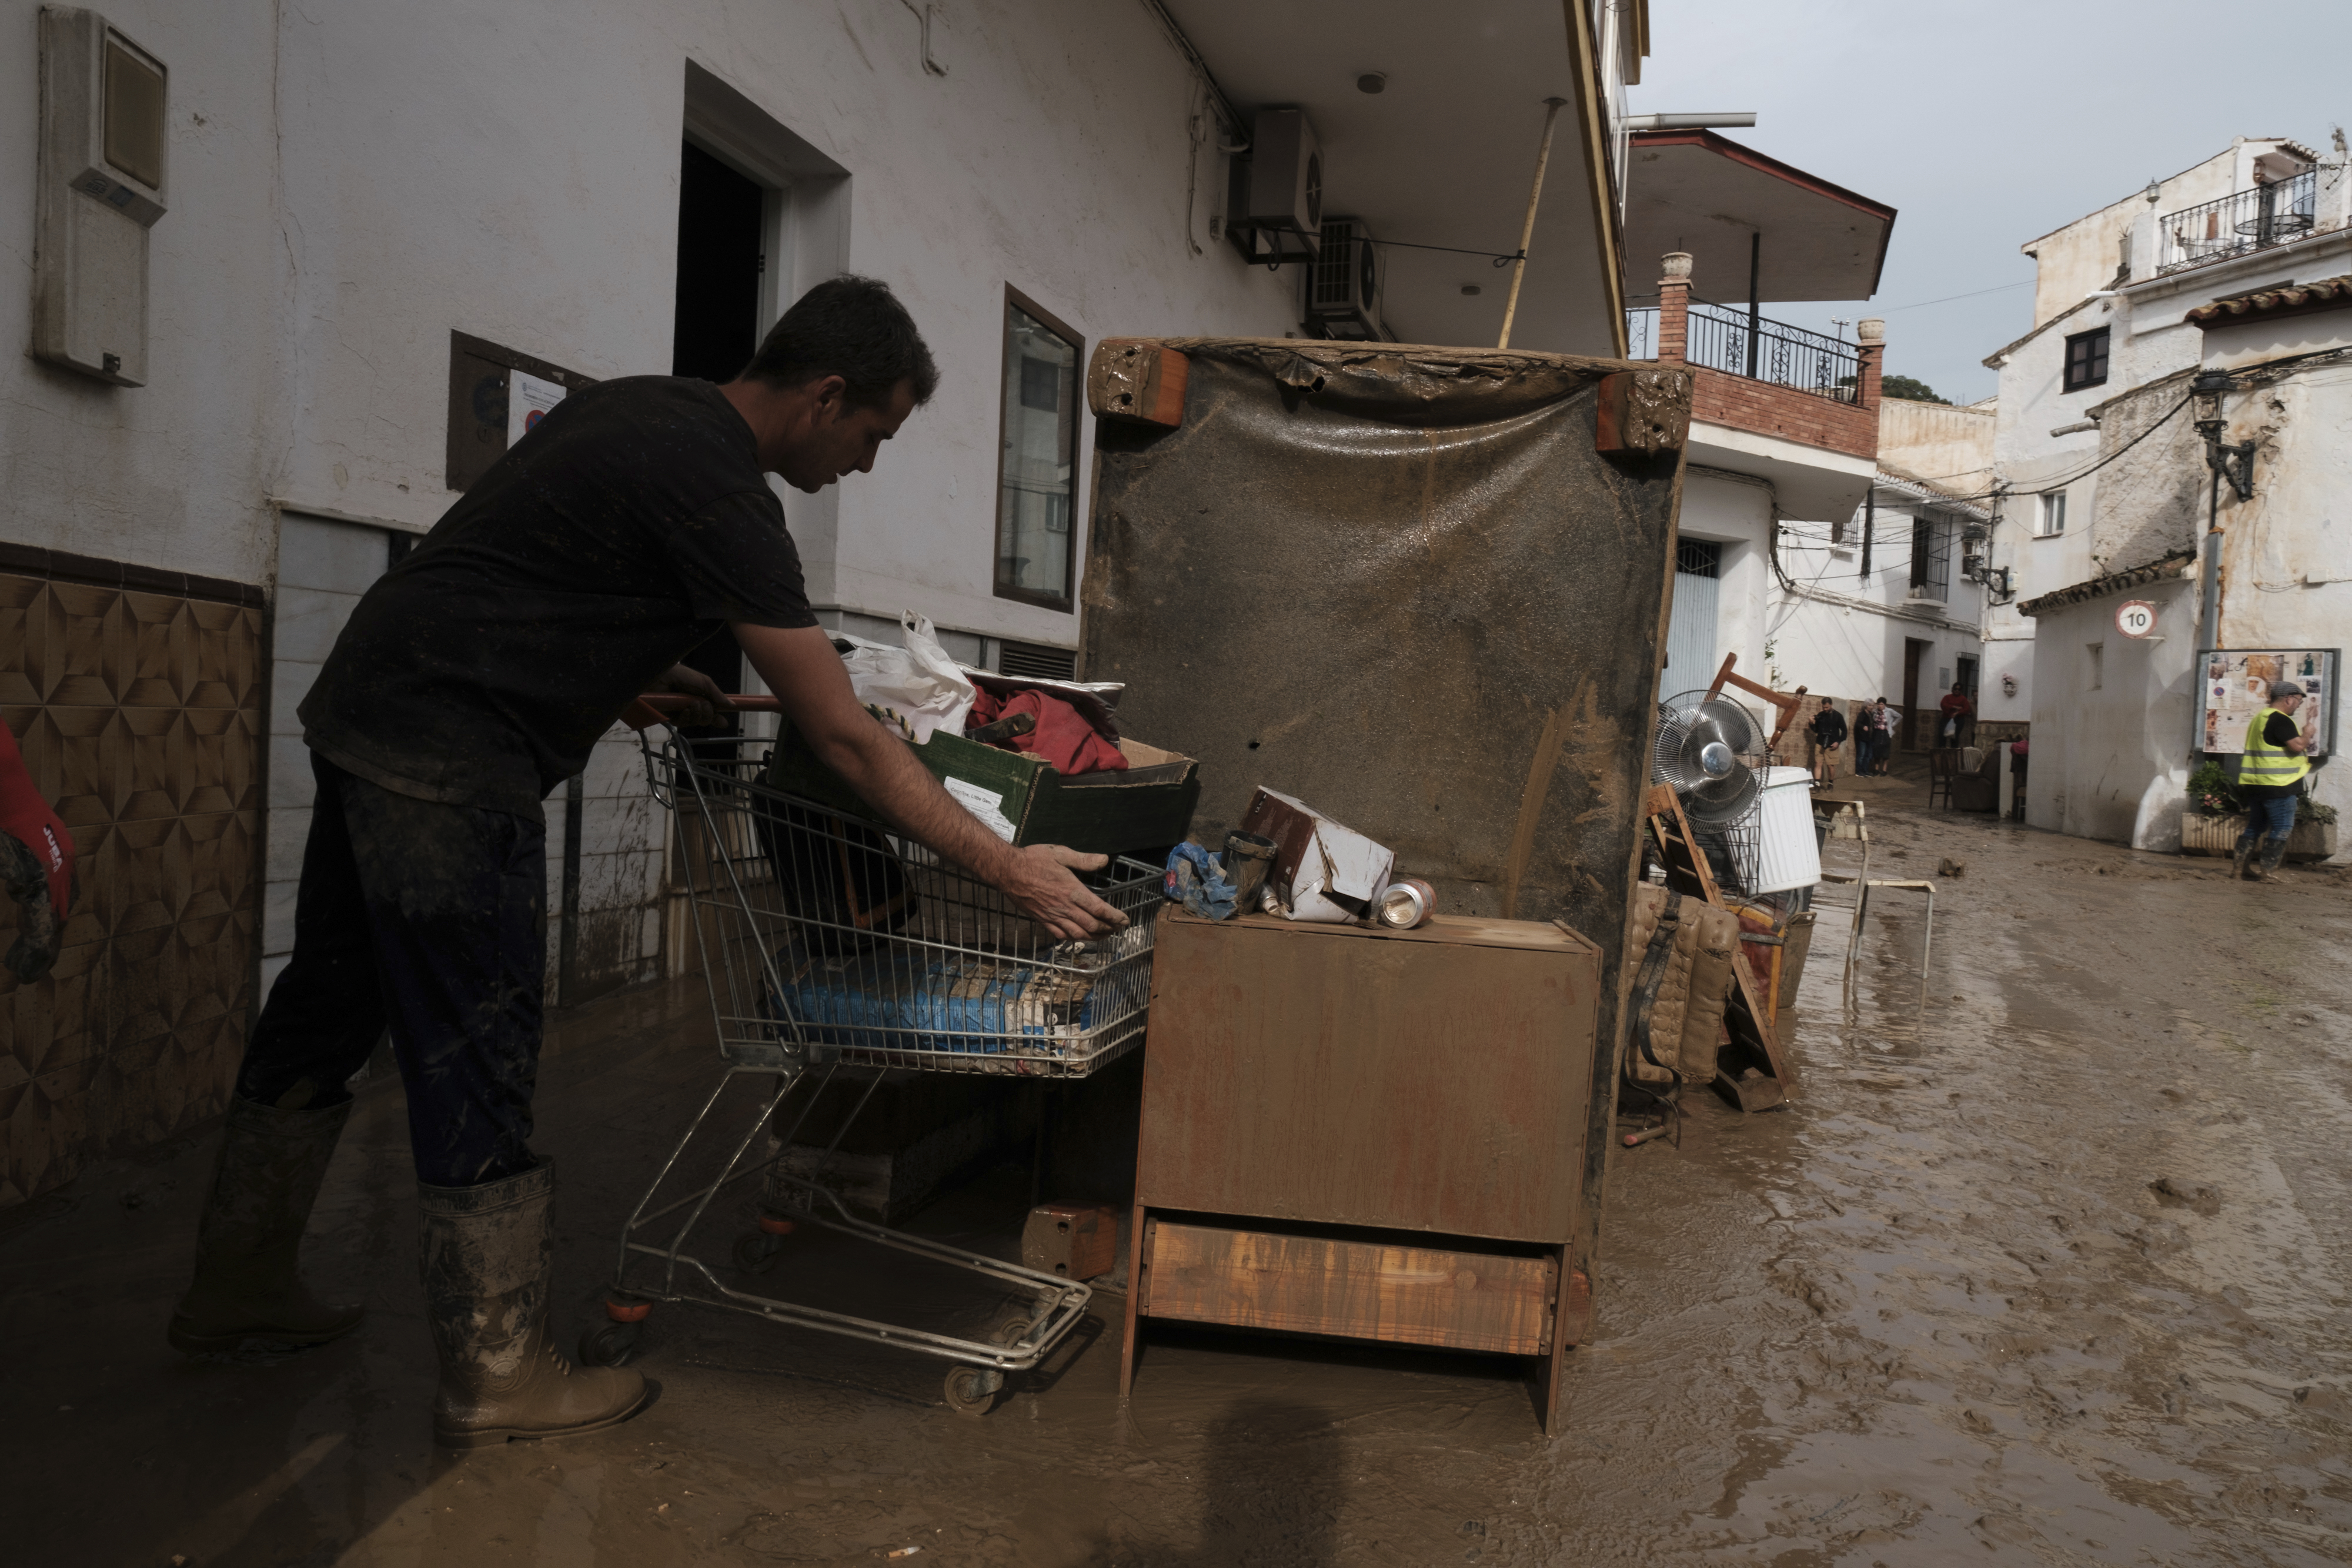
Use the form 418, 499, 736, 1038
4, 785, 2350, 1567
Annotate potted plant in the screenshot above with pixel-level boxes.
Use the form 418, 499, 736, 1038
2180, 760, 2339, 861
2290, 796, 2339, 862
2179, 760, 2244, 857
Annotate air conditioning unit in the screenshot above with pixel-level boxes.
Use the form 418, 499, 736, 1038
1240, 108, 1322, 260
1305, 219, 1385, 340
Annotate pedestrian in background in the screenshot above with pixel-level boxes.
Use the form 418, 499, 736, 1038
1853, 697, 1889, 778
2234, 680, 2313, 882
1809, 697, 1848, 789
1938, 681, 1975, 750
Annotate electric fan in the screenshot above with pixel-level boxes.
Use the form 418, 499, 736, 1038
1652, 691, 1772, 894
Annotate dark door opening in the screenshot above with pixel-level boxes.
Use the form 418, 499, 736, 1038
671, 140, 768, 707
1902, 638, 1928, 750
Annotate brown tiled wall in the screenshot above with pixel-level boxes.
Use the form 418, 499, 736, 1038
0, 570, 265, 1205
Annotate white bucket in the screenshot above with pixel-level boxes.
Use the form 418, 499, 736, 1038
1750, 765, 1821, 895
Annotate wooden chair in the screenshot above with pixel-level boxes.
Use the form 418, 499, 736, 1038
1926, 748, 1960, 810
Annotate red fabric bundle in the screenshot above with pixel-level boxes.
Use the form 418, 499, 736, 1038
967, 688, 1128, 775
0, 720, 75, 981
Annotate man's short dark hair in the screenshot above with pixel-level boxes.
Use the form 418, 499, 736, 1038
741, 275, 939, 408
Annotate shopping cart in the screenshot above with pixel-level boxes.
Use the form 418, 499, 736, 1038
579, 703, 1164, 1416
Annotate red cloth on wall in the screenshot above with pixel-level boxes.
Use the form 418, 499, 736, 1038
0, 719, 76, 982
967, 688, 1128, 775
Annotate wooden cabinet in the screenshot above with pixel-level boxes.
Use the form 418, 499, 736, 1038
1121, 910, 1606, 1433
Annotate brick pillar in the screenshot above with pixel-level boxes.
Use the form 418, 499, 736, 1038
1855, 316, 1885, 412
1657, 252, 1692, 363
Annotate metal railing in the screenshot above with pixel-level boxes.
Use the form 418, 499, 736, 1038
2157, 170, 2319, 275
1623, 297, 1860, 403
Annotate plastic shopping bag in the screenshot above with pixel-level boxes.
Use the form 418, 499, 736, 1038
838, 613, 976, 743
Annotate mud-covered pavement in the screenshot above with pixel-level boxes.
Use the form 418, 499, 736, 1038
5, 783, 2350, 1566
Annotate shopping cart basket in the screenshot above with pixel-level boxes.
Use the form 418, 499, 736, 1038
580, 710, 1163, 1416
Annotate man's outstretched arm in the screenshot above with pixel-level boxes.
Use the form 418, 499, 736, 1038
731, 622, 1126, 941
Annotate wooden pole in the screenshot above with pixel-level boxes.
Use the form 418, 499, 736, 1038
1496, 98, 1569, 350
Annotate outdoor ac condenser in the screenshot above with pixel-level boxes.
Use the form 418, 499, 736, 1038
1306, 219, 1385, 341
34, 7, 169, 387
1242, 108, 1322, 259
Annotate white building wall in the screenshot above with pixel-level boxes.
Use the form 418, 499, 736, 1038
1, 1, 286, 587
5, 0, 1314, 1006
1668, 470, 1772, 697
1983, 302, 2104, 728
262, 0, 1297, 651
2024, 577, 2198, 850
2209, 356, 2352, 835
1772, 492, 1984, 745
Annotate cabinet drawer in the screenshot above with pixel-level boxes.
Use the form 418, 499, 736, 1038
1140, 1220, 1556, 1356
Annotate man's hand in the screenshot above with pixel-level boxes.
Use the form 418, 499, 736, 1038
731, 623, 1128, 940
653, 663, 734, 728
1001, 844, 1124, 941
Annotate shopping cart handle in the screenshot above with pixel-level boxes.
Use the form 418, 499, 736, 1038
624, 692, 783, 731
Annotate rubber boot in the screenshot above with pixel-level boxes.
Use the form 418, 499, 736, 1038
2256, 835, 2290, 882
419, 1164, 649, 1449
169, 1096, 366, 1354
2233, 835, 2260, 881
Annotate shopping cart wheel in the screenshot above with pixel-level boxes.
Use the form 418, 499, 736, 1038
579, 1320, 642, 1368
985, 1306, 1040, 1349
942, 1365, 1004, 1418
733, 1231, 786, 1275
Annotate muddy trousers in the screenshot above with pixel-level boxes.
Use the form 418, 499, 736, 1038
2234, 792, 2296, 867
233, 751, 546, 1188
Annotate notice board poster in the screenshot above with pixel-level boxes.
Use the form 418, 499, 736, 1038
507, 370, 568, 448
2200, 648, 2337, 755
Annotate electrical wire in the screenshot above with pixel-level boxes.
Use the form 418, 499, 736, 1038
1874, 279, 2034, 313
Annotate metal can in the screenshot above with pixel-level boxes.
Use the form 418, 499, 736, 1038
1376, 878, 1435, 930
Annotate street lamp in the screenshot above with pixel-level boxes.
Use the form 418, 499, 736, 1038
2191, 368, 2255, 501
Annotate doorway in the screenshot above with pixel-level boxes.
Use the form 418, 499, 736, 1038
1902, 638, 1929, 750
670, 139, 768, 706
1659, 539, 1722, 701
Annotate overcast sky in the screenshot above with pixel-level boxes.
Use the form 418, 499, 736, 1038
1625, 0, 2352, 404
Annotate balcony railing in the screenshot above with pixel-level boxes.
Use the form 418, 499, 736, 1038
1624, 297, 1860, 403
2157, 170, 2319, 275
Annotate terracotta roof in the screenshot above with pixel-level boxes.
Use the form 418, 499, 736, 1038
2186, 273, 2352, 327
2015, 549, 2196, 618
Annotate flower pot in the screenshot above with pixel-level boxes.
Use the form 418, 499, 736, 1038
2180, 813, 2244, 857
2181, 812, 2339, 862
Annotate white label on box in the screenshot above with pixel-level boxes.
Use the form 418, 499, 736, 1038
943, 776, 1017, 841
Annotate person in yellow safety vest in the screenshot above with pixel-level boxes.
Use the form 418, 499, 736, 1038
2233, 680, 2312, 882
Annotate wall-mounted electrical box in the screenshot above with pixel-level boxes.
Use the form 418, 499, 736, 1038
34, 7, 169, 387
445, 332, 597, 492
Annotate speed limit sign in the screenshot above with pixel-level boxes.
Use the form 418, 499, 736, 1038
2115, 600, 2157, 638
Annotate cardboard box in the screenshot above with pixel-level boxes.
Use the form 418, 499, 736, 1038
763, 724, 1200, 857
1238, 787, 1395, 921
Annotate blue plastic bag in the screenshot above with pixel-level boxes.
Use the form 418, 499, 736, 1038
1162, 842, 1238, 920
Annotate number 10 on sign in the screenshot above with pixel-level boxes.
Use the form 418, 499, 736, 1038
2116, 600, 2157, 639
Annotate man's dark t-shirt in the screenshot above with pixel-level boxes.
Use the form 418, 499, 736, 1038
2240, 711, 2304, 802
301, 377, 817, 820
1810, 709, 1847, 748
